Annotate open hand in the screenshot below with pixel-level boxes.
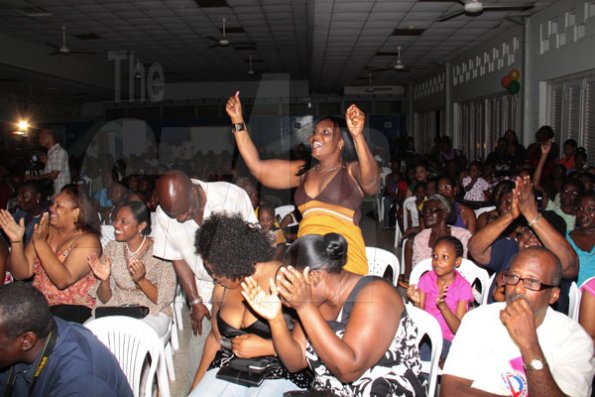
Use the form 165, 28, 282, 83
128, 257, 147, 283
225, 91, 244, 124
190, 303, 211, 336
406, 284, 422, 305
0, 209, 25, 243
32, 212, 50, 245
516, 176, 538, 220
88, 254, 111, 281
345, 104, 365, 138
436, 283, 448, 308
540, 139, 552, 156
241, 276, 282, 321
276, 266, 313, 311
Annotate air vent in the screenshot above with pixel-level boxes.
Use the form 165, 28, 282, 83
194, 0, 228, 7
392, 28, 425, 36
13, 7, 53, 17
74, 33, 102, 40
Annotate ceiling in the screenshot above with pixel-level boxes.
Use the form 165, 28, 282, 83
0, 0, 557, 103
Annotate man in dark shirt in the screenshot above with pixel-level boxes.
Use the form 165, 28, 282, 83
0, 282, 133, 397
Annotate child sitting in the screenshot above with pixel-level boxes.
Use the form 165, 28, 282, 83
258, 203, 286, 261
462, 161, 491, 203
407, 236, 474, 359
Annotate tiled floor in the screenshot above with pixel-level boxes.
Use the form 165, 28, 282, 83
168, 205, 397, 396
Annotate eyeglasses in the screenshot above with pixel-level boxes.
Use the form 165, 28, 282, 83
422, 207, 443, 215
502, 273, 558, 291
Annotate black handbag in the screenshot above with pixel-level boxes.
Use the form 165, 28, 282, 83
95, 305, 150, 319
216, 356, 282, 387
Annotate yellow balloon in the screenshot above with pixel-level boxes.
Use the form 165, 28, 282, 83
509, 69, 520, 81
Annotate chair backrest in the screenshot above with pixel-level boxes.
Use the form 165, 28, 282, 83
100, 225, 115, 250
365, 247, 399, 286
274, 204, 298, 227
482, 273, 497, 305
86, 316, 162, 397
568, 281, 581, 321
457, 259, 490, 305
402, 196, 418, 231
474, 205, 496, 218
409, 258, 432, 285
406, 304, 443, 397
409, 258, 489, 305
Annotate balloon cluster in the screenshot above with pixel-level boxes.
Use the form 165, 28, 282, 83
501, 69, 521, 94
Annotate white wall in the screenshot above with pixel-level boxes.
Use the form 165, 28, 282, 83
525, 0, 595, 142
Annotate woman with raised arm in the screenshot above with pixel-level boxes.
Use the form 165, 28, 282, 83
226, 92, 379, 275
0, 184, 101, 323
242, 233, 427, 396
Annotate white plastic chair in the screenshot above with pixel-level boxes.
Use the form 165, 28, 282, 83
407, 304, 443, 397
85, 316, 170, 397
274, 204, 298, 227
100, 224, 115, 249
365, 246, 399, 286
457, 259, 490, 305
482, 273, 497, 305
402, 196, 419, 232
474, 205, 496, 218
410, 258, 489, 305
172, 283, 185, 332
568, 281, 580, 321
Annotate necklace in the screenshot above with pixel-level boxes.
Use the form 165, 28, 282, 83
315, 164, 342, 173
126, 235, 147, 257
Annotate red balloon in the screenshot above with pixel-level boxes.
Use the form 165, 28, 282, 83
501, 76, 512, 88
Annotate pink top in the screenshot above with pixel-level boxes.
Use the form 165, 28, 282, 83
32, 242, 96, 308
580, 278, 595, 296
418, 270, 474, 341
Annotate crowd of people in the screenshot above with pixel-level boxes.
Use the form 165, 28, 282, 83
0, 98, 594, 397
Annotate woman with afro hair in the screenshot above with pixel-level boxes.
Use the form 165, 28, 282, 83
188, 213, 312, 396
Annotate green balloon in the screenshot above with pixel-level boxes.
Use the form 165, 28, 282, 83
507, 80, 521, 94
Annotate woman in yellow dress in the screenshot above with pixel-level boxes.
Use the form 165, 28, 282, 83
225, 92, 379, 275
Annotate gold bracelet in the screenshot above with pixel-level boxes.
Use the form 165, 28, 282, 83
10, 240, 22, 243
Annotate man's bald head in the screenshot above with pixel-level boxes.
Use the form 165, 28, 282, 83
156, 170, 201, 222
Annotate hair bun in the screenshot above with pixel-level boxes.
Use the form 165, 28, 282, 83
323, 233, 347, 260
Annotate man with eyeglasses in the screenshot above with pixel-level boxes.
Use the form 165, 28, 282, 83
441, 247, 594, 396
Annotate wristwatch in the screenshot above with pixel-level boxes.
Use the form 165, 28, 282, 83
232, 122, 247, 133
525, 358, 545, 371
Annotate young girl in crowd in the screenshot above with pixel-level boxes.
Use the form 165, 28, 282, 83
258, 203, 287, 261
407, 235, 473, 359
462, 161, 491, 203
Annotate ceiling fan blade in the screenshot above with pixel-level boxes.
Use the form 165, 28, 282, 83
45, 41, 60, 50
483, 4, 535, 12
206, 36, 220, 42
233, 41, 256, 46
70, 50, 97, 55
437, 9, 465, 22
208, 43, 220, 49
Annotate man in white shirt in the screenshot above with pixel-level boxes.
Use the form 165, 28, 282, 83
152, 170, 257, 335
442, 247, 595, 397
27, 129, 71, 198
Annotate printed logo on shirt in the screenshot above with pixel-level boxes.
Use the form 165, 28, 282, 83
501, 356, 529, 397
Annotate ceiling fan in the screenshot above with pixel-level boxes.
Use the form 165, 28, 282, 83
368, 47, 410, 73
364, 72, 393, 93
46, 25, 96, 56
206, 17, 255, 49
421, 0, 535, 22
